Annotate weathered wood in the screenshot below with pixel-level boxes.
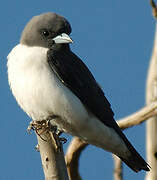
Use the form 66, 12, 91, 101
145, 25, 157, 180
30, 120, 69, 180
113, 155, 123, 180
65, 137, 87, 180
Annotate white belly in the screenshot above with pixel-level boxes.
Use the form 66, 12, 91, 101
7, 44, 128, 156
7, 44, 89, 134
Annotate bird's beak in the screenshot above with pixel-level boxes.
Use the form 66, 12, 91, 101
53, 33, 73, 44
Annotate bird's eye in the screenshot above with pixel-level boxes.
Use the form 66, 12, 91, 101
42, 30, 49, 37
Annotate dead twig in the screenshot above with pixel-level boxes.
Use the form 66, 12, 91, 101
113, 155, 123, 180
29, 120, 69, 180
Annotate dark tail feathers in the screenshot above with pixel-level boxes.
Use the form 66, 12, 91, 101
119, 154, 150, 172
112, 118, 150, 172
116, 129, 150, 172
118, 132, 150, 172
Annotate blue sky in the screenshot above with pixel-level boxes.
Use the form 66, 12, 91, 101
1, 0, 155, 180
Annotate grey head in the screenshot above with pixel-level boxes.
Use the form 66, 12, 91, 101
20, 12, 73, 48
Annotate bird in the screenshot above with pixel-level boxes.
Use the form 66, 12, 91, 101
7, 12, 150, 172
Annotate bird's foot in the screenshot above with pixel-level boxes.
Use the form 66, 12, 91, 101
27, 120, 36, 133
47, 122, 67, 152
27, 116, 67, 151
27, 120, 50, 141
27, 115, 59, 135
46, 115, 67, 149
51, 134, 67, 152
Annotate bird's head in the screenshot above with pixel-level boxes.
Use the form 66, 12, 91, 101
20, 12, 73, 50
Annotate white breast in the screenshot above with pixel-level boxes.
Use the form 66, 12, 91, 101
7, 44, 89, 132
7, 44, 128, 157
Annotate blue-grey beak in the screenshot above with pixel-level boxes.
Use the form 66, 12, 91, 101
53, 33, 73, 44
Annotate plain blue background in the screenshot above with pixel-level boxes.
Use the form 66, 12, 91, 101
1, 0, 155, 179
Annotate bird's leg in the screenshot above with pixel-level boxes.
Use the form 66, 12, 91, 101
27, 115, 67, 151
47, 117, 67, 151
47, 115, 67, 144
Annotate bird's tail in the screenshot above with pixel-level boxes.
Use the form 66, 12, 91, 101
114, 125, 150, 172
119, 152, 150, 172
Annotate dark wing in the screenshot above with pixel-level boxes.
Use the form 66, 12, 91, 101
47, 48, 150, 172
47, 49, 114, 127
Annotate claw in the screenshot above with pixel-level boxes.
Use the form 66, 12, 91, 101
52, 132, 62, 152
27, 121, 35, 133
57, 130, 63, 136
27, 116, 67, 151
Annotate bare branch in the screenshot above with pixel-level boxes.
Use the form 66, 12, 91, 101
145, 24, 157, 180
65, 137, 87, 180
113, 155, 123, 180
29, 121, 69, 180
117, 102, 157, 129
